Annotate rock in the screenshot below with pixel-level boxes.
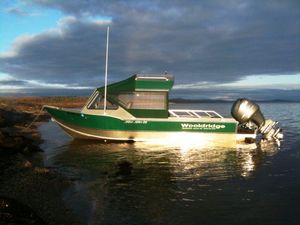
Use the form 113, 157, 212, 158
33, 167, 50, 174
0, 106, 42, 156
0, 197, 47, 225
116, 160, 133, 176
0, 108, 33, 128
0, 130, 5, 144
0, 114, 5, 127
15, 159, 33, 169
0, 128, 41, 155
14, 136, 25, 146
21, 160, 33, 169
0, 126, 19, 136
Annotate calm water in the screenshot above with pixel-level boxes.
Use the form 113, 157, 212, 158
39, 103, 300, 225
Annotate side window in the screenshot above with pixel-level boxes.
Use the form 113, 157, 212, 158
117, 92, 167, 110
88, 92, 118, 110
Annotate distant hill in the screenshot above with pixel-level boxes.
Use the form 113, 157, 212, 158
170, 98, 300, 103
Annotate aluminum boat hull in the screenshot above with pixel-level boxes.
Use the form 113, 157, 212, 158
45, 106, 256, 143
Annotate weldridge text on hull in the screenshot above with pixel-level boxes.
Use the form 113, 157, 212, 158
44, 74, 283, 143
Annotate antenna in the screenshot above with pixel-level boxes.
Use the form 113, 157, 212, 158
103, 26, 109, 114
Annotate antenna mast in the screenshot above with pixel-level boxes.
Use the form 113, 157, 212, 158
103, 26, 109, 114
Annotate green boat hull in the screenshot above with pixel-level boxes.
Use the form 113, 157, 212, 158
45, 106, 240, 142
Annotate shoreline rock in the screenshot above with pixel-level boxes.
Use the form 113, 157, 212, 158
0, 101, 83, 225
0, 197, 47, 225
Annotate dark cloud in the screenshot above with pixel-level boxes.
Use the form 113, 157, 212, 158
0, 17, 109, 86
1, 0, 299, 90
0, 79, 28, 86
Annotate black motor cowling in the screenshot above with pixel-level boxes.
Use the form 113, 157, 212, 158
231, 98, 283, 140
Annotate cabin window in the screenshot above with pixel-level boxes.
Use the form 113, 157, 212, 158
117, 92, 167, 110
88, 92, 118, 110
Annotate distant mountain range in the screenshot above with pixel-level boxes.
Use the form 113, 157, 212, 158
0, 91, 299, 103
170, 98, 300, 103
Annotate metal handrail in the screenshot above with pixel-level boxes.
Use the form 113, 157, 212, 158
168, 109, 223, 118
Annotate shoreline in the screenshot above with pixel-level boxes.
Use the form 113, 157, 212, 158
0, 97, 85, 225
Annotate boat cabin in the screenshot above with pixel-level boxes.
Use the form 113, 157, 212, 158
82, 74, 174, 118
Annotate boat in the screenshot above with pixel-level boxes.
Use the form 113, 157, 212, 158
44, 74, 283, 143
44, 27, 283, 144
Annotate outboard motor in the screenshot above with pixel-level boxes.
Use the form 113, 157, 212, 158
231, 98, 283, 140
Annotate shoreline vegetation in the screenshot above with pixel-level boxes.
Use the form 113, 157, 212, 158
0, 97, 86, 225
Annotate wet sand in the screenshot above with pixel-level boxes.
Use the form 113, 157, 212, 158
0, 97, 86, 225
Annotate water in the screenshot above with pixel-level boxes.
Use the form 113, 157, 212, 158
39, 103, 300, 225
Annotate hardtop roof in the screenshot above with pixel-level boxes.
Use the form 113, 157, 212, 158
97, 74, 174, 93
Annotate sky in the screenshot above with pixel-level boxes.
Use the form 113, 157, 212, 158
0, 0, 300, 100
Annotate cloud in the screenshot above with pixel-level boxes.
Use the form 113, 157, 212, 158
0, 79, 28, 86
0, 0, 299, 91
5, 7, 39, 17
0, 16, 111, 86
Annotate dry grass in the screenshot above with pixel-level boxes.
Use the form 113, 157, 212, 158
0, 96, 88, 114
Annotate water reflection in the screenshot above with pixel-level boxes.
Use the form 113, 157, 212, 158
48, 139, 280, 224
237, 140, 280, 177
51, 138, 281, 181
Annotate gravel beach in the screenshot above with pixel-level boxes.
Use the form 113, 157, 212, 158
0, 97, 86, 225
